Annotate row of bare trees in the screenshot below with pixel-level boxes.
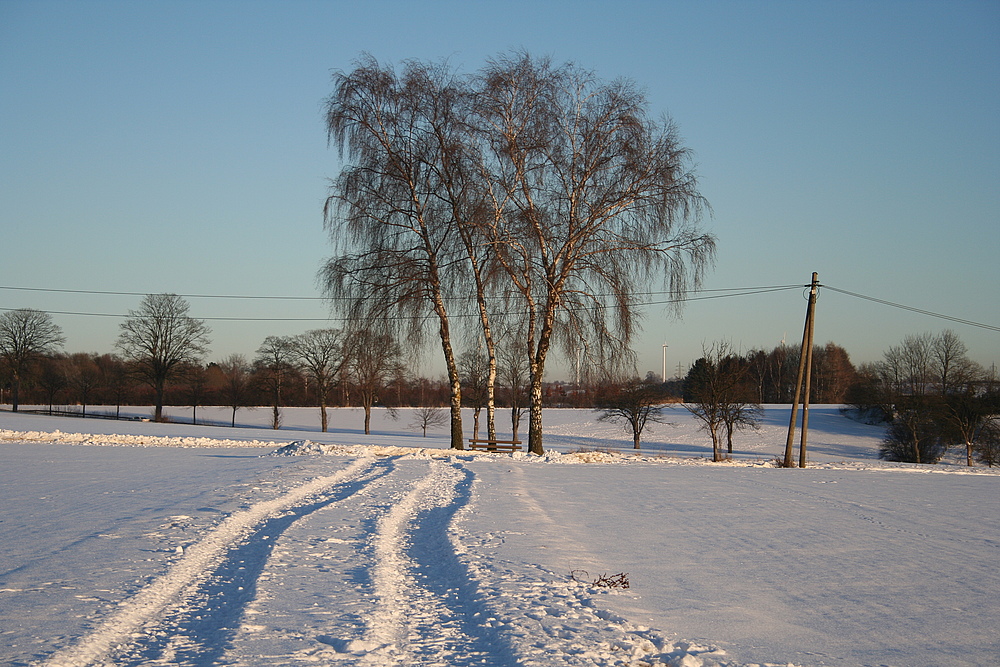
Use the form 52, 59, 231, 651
321, 52, 715, 454
849, 331, 1000, 466
0, 298, 532, 435
6, 302, 997, 464
673, 341, 858, 462
671, 332, 998, 466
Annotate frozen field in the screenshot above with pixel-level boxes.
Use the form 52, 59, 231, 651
1, 405, 998, 666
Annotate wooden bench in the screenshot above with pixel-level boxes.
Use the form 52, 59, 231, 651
468, 438, 523, 453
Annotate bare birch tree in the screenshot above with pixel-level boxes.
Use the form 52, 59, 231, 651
323, 55, 469, 449
323, 52, 714, 455
475, 52, 715, 454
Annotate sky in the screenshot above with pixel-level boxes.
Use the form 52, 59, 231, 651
1, 0, 998, 380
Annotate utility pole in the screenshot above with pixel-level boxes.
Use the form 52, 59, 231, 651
783, 272, 819, 468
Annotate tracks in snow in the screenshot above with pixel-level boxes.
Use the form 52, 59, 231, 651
40, 454, 765, 667
40, 458, 377, 667
39, 456, 519, 667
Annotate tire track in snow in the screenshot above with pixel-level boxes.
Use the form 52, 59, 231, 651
40, 457, 378, 667
351, 459, 519, 666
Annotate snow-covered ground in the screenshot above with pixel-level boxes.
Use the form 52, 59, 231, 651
1, 405, 997, 667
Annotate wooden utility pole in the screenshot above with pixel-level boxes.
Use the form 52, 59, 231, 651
783, 272, 819, 468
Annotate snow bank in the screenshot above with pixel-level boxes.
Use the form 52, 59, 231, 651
7, 430, 998, 477
0, 428, 278, 449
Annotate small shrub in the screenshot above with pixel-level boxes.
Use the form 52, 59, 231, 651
879, 415, 945, 464
570, 569, 630, 589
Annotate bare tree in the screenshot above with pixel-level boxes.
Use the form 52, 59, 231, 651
475, 52, 715, 454
66, 352, 100, 417
410, 405, 448, 437
975, 416, 1000, 467
95, 353, 131, 419
0, 308, 65, 411
932, 329, 974, 395
880, 411, 946, 464
866, 331, 987, 465
37, 354, 68, 414
218, 354, 252, 427
720, 386, 762, 455
498, 335, 530, 441
181, 363, 210, 425
292, 329, 349, 432
347, 328, 403, 435
595, 378, 668, 449
253, 336, 297, 430
931, 333, 992, 466
684, 343, 760, 461
116, 294, 210, 422
323, 56, 469, 449
460, 349, 490, 439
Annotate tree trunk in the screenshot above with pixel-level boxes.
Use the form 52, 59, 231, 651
526, 301, 557, 456
154, 381, 165, 422
364, 403, 372, 435
528, 374, 544, 455
449, 375, 463, 449
486, 354, 497, 440
320, 396, 329, 433
433, 293, 464, 450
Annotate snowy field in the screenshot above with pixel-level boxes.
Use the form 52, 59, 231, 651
1, 404, 998, 667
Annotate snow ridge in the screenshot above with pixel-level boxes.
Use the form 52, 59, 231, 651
362, 460, 447, 661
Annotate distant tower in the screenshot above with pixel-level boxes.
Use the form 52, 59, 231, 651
661, 342, 668, 383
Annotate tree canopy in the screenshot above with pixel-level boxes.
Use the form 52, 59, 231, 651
323, 52, 715, 454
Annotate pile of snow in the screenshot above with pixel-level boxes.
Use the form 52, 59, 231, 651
0, 428, 279, 449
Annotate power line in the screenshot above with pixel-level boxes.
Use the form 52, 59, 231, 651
0, 309, 336, 322
821, 285, 1000, 333
4, 283, 996, 333
0, 285, 324, 301
0, 283, 802, 301
0, 284, 805, 323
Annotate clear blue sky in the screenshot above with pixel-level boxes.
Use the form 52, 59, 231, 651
2, 0, 997, 379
